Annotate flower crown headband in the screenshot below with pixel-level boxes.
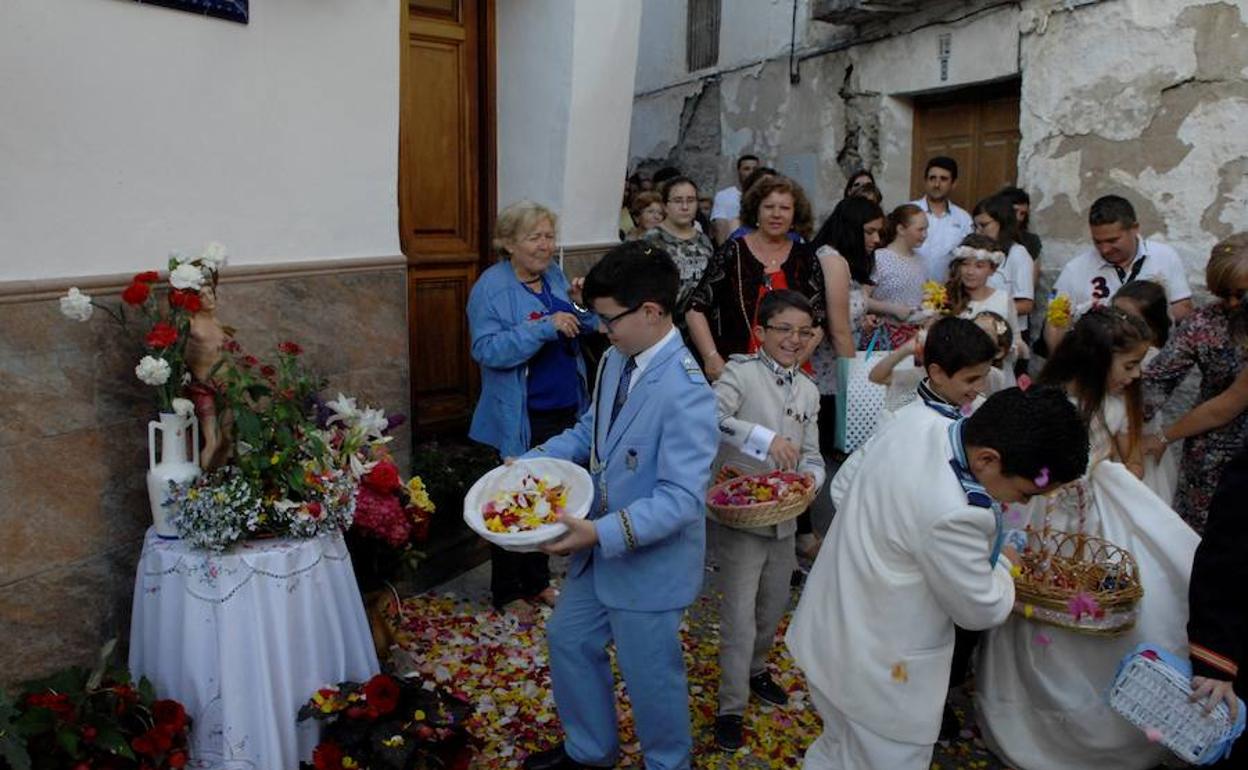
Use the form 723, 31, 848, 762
952, 245, 1005, 266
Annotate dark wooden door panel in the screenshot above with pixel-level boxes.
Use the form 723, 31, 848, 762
910, 84, 1021, 211
400, 0, 494, 434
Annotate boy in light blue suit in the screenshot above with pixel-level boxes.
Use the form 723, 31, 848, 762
521, 242, 719, 770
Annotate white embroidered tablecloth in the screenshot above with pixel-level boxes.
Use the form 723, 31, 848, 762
128, 528, 379, 770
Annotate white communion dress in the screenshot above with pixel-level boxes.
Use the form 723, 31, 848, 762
975, 395, 1200, 770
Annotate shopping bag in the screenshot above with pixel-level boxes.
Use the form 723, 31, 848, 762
834, 328, 889, 453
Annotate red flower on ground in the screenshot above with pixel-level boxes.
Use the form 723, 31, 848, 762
145, 322, 178, 349
313, 742, 345, 770
363, 461, 401, 493
152, 699, 188, 732
134, 270, 160, 283
122, 281, 151, 306
363, 674, 401, 715
278, 341, 302, 356
168, 289, 202, 313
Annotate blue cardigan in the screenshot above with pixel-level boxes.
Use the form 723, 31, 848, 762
467, 260, 595, 457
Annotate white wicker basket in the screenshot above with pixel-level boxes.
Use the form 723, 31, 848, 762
1108, 646, 1240, 765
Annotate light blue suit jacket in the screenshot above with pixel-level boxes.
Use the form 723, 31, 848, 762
526, 333, 718, 612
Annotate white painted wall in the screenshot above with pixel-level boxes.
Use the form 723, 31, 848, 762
0, 0, 400, 282
496, 0, 575, 215
497, 0, 642, 246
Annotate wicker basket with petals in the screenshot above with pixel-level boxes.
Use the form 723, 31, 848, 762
1012, 526, 1143, 635
706, 469, 817, 529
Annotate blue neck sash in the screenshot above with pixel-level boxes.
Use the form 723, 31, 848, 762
947, 418, 1005, 567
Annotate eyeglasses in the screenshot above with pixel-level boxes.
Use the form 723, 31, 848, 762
764, 324, 817, 341
599, 304, 644, 331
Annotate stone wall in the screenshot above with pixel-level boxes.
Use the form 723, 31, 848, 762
0, 262, 410, 687
629, 0, 1248, 289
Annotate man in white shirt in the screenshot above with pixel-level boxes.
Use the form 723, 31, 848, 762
1044, 194, 1193, 351
912, 156, 974, 281
711, 153, 759, 246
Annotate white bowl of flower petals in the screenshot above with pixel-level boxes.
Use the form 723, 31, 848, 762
463, 458, 594, 552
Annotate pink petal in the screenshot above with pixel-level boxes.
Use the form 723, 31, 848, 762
1144, 726, 1164, 743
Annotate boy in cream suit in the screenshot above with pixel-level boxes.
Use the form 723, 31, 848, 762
709, 290, 826, 750
786, 386, 1089, 768
521, 242, 719, 770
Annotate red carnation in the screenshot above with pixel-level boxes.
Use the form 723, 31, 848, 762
363, 674, 400, 715
277, 341, 302, 356
152, 699, 188, 732
313, 742, 345, 770
168, 289, 202, 313
240, 354, 259, 369
134, 270, 160, 284
167, 751, 189, 769
144, 322, 178, 350
24, 692, 74, 720
122, 281, 151, 306
363, 461, 401, 493
223, 338, 242, 353
260, 364, 277, 379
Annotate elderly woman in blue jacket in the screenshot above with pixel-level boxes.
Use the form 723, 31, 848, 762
468, 200, 595, 610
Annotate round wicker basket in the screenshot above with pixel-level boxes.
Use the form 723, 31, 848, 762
1012, 527, 1143, 636
706, 474, 816, 529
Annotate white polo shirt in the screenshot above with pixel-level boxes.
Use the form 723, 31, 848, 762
1052, 236, 1192, 309
711, 186, 741, 222
912, 197, 973, 281
986, 243, 1036, 330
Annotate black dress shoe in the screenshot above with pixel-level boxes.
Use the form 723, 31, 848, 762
749, 672, 789, 707
714, 714, 744, 751
523, 743, 606, 770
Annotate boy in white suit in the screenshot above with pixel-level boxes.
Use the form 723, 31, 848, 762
709, 290, 826, 750
521, 242, 719, 770
786, 386, 1089, 768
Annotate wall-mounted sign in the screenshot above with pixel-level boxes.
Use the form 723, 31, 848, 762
130, 0, 249, 24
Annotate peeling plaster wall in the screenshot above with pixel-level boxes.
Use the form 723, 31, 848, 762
630, 0, 1247, 291
1020, 0, 1248, 292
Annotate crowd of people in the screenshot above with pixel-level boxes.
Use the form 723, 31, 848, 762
462, 153, 1248, 770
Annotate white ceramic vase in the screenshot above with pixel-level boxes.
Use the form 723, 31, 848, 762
146, 412, 200, 537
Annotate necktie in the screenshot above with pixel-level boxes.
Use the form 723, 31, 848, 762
610, 356, 637, 425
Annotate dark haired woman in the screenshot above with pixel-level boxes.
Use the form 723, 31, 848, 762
973, 194, 1035, 373
977, 307, 1201, 770
644, 176, 714, 337
685, 175, 824, 382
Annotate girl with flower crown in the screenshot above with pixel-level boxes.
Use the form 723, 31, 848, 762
944, 234, 1024, 378
975, 307, 1199, 770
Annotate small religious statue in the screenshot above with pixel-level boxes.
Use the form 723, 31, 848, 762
184, 282, 232, 470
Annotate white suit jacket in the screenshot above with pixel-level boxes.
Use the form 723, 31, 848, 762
786, 412, 1015, 743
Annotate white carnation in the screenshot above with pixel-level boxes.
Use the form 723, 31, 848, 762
169, 263, 205, 291
200, 242, 228, 269
171, 397, 196, 418
59, 287, 94, 322
135, 355, 172, 386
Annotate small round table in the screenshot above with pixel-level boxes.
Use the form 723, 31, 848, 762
128, 528, 380, 769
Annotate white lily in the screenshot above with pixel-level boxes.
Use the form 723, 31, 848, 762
325, 393, 359, 426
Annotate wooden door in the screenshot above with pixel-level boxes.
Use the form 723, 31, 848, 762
400, 0, 495, 435
910, 80, 1021, 211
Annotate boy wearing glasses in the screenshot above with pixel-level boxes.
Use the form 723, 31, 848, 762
708, 289, 826, 751
522, 242, 719, 770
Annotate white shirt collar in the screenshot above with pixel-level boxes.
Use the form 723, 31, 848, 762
631, 325, 679, 378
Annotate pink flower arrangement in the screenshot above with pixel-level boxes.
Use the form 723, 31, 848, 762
354, 485, 412, 548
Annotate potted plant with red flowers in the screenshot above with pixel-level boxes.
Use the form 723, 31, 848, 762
1, 641, 192, 770
297, 673, 473, 770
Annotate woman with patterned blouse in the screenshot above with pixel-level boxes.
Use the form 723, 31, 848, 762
684, 175, 825, 381
644, 176, 714, 332
1144, 233, 1248, 531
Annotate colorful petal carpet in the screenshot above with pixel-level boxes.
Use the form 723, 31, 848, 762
389, 570, 1012, 769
